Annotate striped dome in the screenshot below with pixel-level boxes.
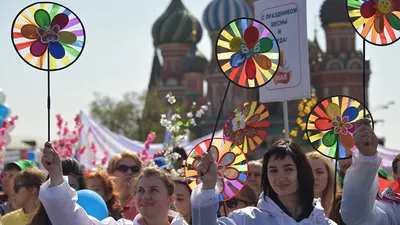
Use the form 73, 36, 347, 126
152, 0, 202, 46
203, 0, 253, 33
182, 45, 208, 73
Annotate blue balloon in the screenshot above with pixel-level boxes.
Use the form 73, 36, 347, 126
77, 189, 108, 221
0, 116, 3, 127
27, 152, 35, 160
0, 105, 8, 118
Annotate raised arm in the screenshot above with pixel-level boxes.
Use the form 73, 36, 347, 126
340, 119, 392, 225
191, 151, 239, 225
39, 142, 132, 225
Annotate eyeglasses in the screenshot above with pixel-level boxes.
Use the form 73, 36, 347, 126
116, 165, 140, 173
219, 197, 249, 209
13, 184, 37, 193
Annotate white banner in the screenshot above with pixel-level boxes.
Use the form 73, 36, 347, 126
255, 0, 310, 102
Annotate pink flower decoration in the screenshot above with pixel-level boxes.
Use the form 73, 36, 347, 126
330, 116, 353, 135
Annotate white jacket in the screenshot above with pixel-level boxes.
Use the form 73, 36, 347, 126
340, 150, 400, 225
191, 184, 335, 225
39, 177, 187, 225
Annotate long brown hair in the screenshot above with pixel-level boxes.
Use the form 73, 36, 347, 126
86, 171, 122, 218
306, 151, 340, 216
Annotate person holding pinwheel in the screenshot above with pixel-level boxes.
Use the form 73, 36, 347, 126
191, 140, 336, 225
340, 118, 400, 225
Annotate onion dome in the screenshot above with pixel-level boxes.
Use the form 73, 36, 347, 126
320, 0, 349, 27
203, 0, 253, 33
182, 45, 208, 73
152, 0, 203, 46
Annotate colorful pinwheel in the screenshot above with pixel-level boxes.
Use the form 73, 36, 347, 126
306, 95, 373, 159
224, 101, 270, 154
12, 2, 85, 70
216, 18, 280, 88
184, 138, 248, 201
348, 0, 400, 45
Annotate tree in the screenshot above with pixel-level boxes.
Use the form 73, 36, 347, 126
89, 89, 201, 143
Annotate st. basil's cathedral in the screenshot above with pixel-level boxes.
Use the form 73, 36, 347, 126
146, 0, 370, 150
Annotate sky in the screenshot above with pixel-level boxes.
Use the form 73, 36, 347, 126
0, 0, 399, 149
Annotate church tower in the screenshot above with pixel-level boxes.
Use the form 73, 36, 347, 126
200, 0, 256, 135
150, 0, 203, 100
312, 0, 370, 104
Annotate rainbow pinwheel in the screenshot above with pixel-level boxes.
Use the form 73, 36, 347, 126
223, 101, 270, 154
348, 0, 400, 45
184, 138, 248, 201
216, 18, 280, 88
306, 95, 373, 159
12, 2, 85, 71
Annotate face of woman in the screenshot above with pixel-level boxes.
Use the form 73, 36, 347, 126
309, 159, 328, 198
248, 164, 262, 194
267, 155, 299, 197
87, 177, 107, 201
113, 157, 140, 187
135, 176, 174, 218
174, 183, 191, 218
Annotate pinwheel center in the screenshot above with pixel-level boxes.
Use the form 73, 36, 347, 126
378, 0, 392, 14
37, 25, 60, 43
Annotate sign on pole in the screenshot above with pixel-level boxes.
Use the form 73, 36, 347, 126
255, 0, 310, 103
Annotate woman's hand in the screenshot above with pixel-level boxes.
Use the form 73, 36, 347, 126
42, 142, 64, 186
196, 148, 217, 190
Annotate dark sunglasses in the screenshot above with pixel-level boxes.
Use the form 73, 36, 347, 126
117, 165, 140, 173
219, 197, 249, 209
13, 184, 37, 193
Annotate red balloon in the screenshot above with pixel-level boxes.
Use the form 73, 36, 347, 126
244, 26, 259, 48
360, 1, 376, 19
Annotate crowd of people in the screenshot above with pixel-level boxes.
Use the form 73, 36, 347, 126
0, 118, 397, 224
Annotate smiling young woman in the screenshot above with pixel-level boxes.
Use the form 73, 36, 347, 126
191, 139, 336, 225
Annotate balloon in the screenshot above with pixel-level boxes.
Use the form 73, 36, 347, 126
0, 89, 5, 104
77, 190, 108, 221
0, 117, 3, 128
27, 152, 35, 160
0, 105, 8, 118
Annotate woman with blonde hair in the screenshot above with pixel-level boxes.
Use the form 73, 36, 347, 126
38, 142, 187, 225
306, 151, 339, 216
107, 151, 143, 220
